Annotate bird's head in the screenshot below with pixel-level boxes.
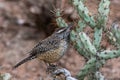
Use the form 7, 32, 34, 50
53, 25, 73, 39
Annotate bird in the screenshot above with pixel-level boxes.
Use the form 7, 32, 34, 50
13, 25, 72, 69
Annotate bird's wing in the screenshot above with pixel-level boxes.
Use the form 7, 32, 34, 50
29, 38, 60, 56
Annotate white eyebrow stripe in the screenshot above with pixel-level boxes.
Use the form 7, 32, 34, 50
57, 29, 64, 33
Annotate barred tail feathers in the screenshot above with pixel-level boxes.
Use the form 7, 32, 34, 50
13, 55, 35, 69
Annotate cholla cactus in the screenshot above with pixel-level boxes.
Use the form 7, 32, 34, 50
55, 0, 120, 80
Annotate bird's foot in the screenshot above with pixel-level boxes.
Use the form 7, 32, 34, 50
46, 64, 58, 74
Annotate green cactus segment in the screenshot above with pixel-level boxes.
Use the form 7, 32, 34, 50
55, 9, 68, 27
72, 0, 96, 28
70, 31, 88, 59
98, 0, 110, 28
96, 16, 105, 29
93, 27, 103, 50
99, 50, 120, 60
81, 0, 85, 3
98, 0, 110, 17
70, 30, 77, 41
75, 39, 88, 58
56, 17, 68, 27
79, 32, 97, 56
77, 20, 86, 32
77, 57, 105, 80
77, 58, 96, 80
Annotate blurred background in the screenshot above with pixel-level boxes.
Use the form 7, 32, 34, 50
0, 0, 120, 80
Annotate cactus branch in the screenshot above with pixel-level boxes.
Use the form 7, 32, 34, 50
93, 27, 103, 50
99, 50, 120, 60
79, 32, 97, 57
72, 0, 96, 28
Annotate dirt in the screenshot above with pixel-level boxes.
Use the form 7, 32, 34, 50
0, 0, 120, 80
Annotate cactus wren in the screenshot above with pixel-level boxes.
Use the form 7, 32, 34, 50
13, 25, 72, 69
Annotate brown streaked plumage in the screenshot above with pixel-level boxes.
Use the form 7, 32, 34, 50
13, 25, 72, 69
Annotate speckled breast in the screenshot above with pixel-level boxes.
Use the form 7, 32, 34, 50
37, 40, 68, 63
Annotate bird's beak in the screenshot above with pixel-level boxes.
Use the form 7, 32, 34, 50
66, 24, 73, 32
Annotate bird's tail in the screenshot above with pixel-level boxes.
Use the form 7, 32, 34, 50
13, 55, 36, 69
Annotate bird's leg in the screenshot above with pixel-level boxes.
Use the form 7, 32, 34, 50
46, 63, 58, 74
49, 63, 57, 67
